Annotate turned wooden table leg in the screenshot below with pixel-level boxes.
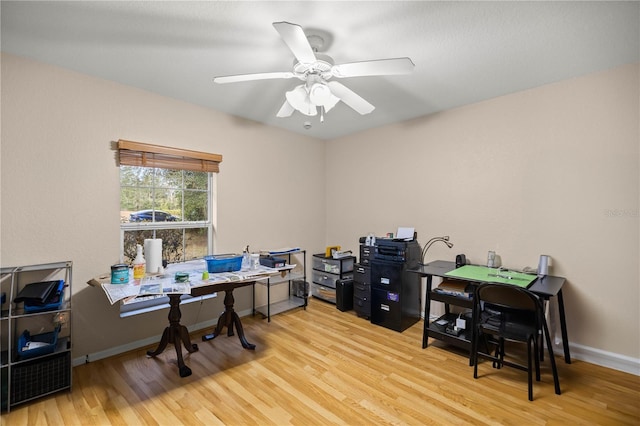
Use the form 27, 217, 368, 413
147, 294, 198, 377
202, 289, 255, 350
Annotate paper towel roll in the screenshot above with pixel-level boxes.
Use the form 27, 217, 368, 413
144, 238, 163, 274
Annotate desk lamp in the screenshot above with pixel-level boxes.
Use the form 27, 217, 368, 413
421, 236, 453, 264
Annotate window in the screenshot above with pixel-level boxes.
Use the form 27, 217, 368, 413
119, 166, 213, 264
117, 139, 222, 315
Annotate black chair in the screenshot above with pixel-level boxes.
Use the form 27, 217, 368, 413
471, 283, 561, 401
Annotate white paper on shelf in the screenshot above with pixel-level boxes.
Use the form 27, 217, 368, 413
266, 247, 301, 255
396, 227, 415, 240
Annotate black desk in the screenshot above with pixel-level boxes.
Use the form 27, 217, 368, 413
409, 260, 571, 364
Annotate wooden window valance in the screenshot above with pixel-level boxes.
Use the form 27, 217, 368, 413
117, 139, 222, 173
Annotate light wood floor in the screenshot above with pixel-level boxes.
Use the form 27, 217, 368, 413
2, 298, 639, 425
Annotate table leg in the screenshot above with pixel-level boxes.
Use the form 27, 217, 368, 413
146, 294, 199, 377
557, 289, 571, 364
422, 275, 432, 349
202, 289, 256, 350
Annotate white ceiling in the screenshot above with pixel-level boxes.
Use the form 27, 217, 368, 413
2, 1, 638, 140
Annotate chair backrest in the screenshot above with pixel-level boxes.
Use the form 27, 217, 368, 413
475, 283, 542, 327
477, 284, 538, 311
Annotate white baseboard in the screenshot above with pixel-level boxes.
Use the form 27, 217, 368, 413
563, 341, 640, 376
73, 307, 253, 367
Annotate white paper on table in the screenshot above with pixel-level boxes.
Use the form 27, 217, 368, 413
101, 283, 140, 305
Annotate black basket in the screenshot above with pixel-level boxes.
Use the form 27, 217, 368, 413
292, 280, 309, 298
10, 351, 71, 406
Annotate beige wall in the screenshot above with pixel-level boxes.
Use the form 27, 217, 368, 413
2, 52, 638, 371
325, 63, 639, 365
1, 53, 326, 357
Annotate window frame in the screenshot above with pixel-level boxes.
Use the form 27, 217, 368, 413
119, 171, 215, 263
116, 140, 221, 315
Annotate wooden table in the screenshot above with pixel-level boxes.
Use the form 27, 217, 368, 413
89, 267, 277, 377
147, 279, 259, 377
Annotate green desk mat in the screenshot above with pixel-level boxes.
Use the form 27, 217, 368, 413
445, 265, 536, 288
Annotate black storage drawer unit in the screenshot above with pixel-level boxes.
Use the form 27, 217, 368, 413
311, 254, 356, 305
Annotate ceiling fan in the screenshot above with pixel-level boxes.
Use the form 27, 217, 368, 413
213, 21, 415, 120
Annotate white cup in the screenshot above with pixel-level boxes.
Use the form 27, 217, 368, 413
250, 253, 260, 270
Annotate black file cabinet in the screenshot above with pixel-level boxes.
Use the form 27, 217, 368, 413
370, 240, 421, 332
353, 261, 371, 319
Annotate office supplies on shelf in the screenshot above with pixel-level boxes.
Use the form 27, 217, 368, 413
332, 250, 353, 259
434, 279, 472, 298
14, 280, 61, 304
325, 245, 341, 257
24, 280, 65, 313
266, 247, 301, 255
259, 256, 286, 268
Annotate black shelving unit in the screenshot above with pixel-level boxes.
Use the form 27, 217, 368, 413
253, 250, 307, 322
425, 291, 474, 351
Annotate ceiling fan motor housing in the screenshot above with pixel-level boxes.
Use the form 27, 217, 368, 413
293, 53, 334, 80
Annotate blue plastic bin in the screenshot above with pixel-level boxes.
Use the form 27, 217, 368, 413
24, 280, 65, 313
17, 327, 60, 360
204, 254, 243, 273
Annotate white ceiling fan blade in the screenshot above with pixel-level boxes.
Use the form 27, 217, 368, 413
276, 100, 295, 118
323, 93, 340, 113
327, 81, 375, 115
331, 57, 415, 78
273, 21, 317, 65
213, 71, 295, 84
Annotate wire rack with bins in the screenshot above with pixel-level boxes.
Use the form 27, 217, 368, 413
1, 261, 72, 412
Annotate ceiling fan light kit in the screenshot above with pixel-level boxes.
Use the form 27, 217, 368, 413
213, 21, 415, 121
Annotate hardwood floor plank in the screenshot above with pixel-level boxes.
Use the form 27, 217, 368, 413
2, 298, 639, 425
